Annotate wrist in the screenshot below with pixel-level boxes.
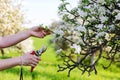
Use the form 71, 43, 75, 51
19, 29, 31, 39
18, 56, 23, 66
26, 29, 32, 37
27, 28, 34, 37
20, 56, 23, 66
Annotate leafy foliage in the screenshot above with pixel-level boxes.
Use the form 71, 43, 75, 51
51, 0, 120, 76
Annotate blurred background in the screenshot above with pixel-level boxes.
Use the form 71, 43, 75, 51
0, 0, 120, 80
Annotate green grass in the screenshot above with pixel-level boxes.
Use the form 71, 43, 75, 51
0, 35, 120, 80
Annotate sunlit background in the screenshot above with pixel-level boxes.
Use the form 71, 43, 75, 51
22, 0, 78, 27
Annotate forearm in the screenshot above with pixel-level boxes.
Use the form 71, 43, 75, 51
0, 57, 21, 71
0, 30, 31, 48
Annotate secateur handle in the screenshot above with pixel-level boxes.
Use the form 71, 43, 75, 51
30, 46, 47, 72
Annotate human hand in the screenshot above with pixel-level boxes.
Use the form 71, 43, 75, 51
29, 26, 51, 38
20, 53, 40, 67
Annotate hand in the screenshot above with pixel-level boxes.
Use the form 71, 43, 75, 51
29, 26, 51, 38
20, 53, 40, 67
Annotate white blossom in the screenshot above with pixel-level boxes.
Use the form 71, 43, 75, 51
96, 0, 105, 4
115, 13, 120, 20
54, 29, 64, 37
70, 44, 81, 54
95, 24, 104, 30
78, 10, 87, 17
96, 32, 106, 39
109, 25, 115, 31
78, 38, 85, 45
75, 25, 86, 33
56, 49, 63, 55
105, 46, 112, 52
100, 16, 108, 23
113, 9, 120, 13
84, 5, 91, 9
98, 7, 106, 15
118, 3, 120, 7
96, 32, 109, 41
105, 33, 110, 41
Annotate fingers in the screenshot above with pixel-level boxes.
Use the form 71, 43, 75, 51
41, 30, 47, 36
39, 30, 50, 38
21, 53, 41, 67
30, 61, 39, 67
38, 26, 51, 35
30, 26, 51, 38
44, 29, 51, 35
30, 56, 40, 67
41, 29, 51, 35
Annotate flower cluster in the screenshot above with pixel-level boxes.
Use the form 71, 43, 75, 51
52, 0, 120, 76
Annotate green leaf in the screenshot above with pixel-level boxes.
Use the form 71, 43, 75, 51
82, 0, 89, 4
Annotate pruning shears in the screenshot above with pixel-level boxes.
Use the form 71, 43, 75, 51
30, 46, 47, 72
